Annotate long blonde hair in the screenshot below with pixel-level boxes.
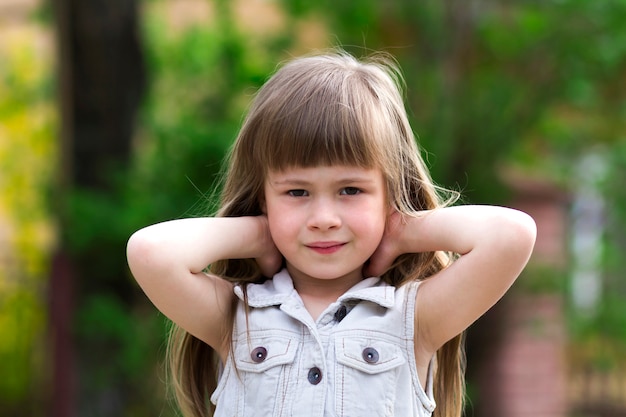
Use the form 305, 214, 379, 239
167, 50, 465, 417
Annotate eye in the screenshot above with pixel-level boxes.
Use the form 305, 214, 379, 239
288, 189, 308, 197
340, 187, 361, 196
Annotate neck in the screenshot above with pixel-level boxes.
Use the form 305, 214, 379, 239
287, 267, 363, 320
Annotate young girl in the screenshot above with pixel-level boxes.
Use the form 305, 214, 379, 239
127, 51, 536, 417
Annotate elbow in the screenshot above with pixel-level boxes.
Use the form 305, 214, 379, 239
126, 229, 165, 285
126, 230, 147, 282
507, 209, 538, 263
126, 230, 144, 268
518, 210, 537, 249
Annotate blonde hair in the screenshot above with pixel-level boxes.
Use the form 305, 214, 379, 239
167, 50, 465, 417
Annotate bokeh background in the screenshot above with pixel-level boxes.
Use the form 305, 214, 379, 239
1, 0, 626, 416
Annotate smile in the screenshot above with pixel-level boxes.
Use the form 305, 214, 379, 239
306, 242, 346, 254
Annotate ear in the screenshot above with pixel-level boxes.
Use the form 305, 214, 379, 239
260, 197, 267, 214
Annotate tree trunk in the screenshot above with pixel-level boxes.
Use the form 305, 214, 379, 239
50, 0, 145, 415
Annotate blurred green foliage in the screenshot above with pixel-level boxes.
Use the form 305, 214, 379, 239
0, 25, 55, 414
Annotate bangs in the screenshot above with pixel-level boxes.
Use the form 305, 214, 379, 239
242, 56, 395, 174
262, 93, 383, 171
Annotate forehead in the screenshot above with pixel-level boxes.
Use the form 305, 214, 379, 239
266, 165, 384, 184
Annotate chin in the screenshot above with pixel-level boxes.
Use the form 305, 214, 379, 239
299, 267, 363, 282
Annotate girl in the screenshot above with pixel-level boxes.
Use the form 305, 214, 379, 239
127, 51, 536, 417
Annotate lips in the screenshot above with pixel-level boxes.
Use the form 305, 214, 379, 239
306, 242, 345, 254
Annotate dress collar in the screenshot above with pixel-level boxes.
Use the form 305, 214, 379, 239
234, 269, 395, 309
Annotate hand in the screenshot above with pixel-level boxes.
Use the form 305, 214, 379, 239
364, 210, 405, 277
254, 215, 283, 278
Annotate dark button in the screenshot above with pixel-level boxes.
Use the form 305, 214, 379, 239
250, 346, 267, 363
307, 367, 322, 385
362, 347, 379, 364
334, 305, 347, 322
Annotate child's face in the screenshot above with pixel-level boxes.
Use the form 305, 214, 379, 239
264, 164, 387, 286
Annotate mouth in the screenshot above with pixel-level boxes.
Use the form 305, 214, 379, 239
306, 241, 346, 254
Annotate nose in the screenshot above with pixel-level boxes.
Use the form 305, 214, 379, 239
307, 197, 341, 230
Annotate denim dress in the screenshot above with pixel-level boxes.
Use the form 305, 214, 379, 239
210, 269, 436, 417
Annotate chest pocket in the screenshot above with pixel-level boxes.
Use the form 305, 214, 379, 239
231, 335, 299, 417
335, 337, 407, 417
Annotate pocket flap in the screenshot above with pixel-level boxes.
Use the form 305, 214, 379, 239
336, 337, 406, 374
234, 336, 297, 373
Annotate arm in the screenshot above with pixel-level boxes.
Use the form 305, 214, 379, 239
367, 205, 536, 354
126, 216, 280, 359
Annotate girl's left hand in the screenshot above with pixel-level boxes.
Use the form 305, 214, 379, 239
364, 210, 405, 277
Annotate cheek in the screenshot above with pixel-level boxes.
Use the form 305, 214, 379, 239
266, 206, 298, 243
356, 206, 387, 244
372, 220, 387, 247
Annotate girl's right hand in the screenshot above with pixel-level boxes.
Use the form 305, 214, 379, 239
254, 215, 283, 277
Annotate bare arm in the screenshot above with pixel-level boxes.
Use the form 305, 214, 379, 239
126, 216, 280, 359
367, 205, 536, 355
